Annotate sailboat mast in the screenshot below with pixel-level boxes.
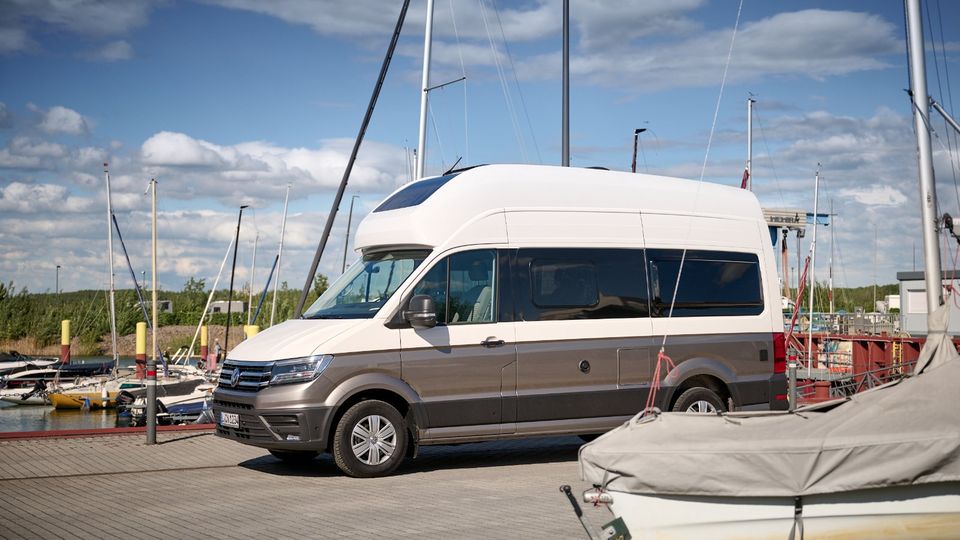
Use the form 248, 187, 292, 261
829, 199, 835, 314
905, 0, 943, 314
807, 167, 820, 365
416, 0, 435, 179
562, 0, 569, 167
270, 184, 290, 327
104, 164, 119, 369
248, 233, 258, 326
148, 178, 158, 444
746, 97, 755, 191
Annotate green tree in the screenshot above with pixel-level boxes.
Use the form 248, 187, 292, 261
182, 277, 206, 295
313, 275, 329, 297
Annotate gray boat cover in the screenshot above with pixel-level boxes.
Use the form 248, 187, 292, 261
580, 304, 960, 497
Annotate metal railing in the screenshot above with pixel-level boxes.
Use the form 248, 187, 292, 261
785, 312, 900, 336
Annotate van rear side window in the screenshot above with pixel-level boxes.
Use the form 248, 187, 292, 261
648, 250, 763, 317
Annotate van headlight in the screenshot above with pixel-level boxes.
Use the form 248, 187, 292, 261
269, 355, 333, 386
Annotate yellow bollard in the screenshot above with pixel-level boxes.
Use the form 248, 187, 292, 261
244, 325, 260, 339
200, 325, 209, 364
135, 322, 147, 379
60, 320, 71, 364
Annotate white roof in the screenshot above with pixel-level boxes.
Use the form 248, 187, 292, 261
354, 164, 765, 252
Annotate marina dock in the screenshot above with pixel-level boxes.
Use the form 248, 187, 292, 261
0, 428, 603, 538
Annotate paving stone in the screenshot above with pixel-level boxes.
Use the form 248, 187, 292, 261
0, 432, 612, 538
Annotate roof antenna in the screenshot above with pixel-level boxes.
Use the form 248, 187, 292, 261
443, 156, 463, 175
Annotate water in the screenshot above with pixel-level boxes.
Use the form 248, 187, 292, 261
0, 402, 121, 432
0, 356, 163, 433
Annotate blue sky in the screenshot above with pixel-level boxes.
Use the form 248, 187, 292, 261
1, 0, 959, 305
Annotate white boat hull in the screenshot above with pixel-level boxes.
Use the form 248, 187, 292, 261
605, 482, 960, 539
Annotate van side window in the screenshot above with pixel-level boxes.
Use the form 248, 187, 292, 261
449, 250, 496, 324
647, 249, 763, 317
409, 249, 497, 325
514, 249, 649, 321
531, 261, 599, 308
411, 258, 448, 324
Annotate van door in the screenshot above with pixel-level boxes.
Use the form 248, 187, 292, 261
512, 248, 653, 433
399, 249, 517, 440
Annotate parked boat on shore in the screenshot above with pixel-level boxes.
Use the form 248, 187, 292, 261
47, 373, 206, 410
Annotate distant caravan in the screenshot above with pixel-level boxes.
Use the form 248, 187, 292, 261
213, 164, 787, 477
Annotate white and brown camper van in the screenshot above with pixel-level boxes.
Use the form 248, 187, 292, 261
213, 164, 788, 477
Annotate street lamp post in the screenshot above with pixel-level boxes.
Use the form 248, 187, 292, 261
631, 128, 647, 173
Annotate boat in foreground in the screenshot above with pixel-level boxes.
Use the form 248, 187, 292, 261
578, 304, 960, 539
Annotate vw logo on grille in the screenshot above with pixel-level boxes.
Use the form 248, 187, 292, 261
229, 367, 241, 388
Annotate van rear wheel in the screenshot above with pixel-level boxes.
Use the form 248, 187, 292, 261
672, 387, 725, 414
332, 399, 407, 478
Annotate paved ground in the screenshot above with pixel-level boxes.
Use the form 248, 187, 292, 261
0, 430, 611, 539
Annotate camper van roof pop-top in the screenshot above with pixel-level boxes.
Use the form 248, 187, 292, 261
354, 164, 765, 254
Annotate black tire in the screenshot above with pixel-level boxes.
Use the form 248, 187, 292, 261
578, 434, 601, 443
269, 449, 319, 463
671, 387, 726, 414
332, 400, 407, 478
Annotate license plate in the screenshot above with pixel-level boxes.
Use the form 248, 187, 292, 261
220, 412, 239, 428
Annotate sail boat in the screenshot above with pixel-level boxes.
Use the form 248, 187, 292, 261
573, 1, 960, 537
47, 171, 206, 410
47, 164, 123, 409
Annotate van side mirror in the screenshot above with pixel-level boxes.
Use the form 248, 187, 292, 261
404, 295, 437, 328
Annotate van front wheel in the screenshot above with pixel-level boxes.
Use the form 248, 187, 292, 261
672, 387, 726, 414
332, 399, 408, 478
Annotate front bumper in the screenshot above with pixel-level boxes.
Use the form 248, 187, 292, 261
212, 388, 335, 452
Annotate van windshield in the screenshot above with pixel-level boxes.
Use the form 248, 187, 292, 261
302, 250, 430, 319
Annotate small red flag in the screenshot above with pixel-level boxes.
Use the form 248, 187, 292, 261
740, 168, 750, 189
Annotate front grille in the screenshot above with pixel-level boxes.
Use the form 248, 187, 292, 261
218, 360, 273, 392
213, 399, 253, 410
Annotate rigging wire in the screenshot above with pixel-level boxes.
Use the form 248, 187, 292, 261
448, 0, 470, 166
659, 0, 745, 352
935, 0, 955, 115
428, 101, 448, 171
478, 0, 529, 162
491, 0, 543, 164
925, 0, 960, 215
752, 103, 787, 207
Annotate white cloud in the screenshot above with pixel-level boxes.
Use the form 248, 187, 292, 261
0, 26, 34, 54
85, 40, 134, 62
75, 146, 108, 168
0, 102, 11, 127
0, 0, 153, 56
836, 185, 909, 206
3, 0, 153, 37
0, 182, 94, 213
573, 0, 704, 51
32, 105, 91, 135
141, 131, 227, 167
514, 9, 898, 92
201, 0, 404, 39
0, 136, 68, 169
139, 131, 408, 204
